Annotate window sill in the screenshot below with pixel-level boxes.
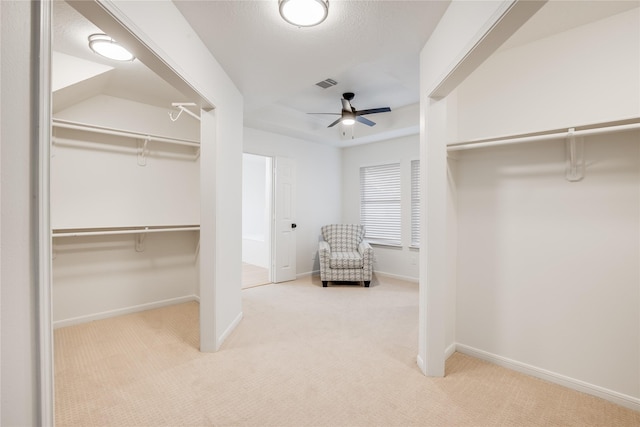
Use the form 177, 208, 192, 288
369, 242, 403, 250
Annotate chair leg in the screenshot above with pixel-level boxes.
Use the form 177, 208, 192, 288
364, 281, 370, 287
322, 281, 328, 287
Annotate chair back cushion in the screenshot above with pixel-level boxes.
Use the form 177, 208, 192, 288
321, 224, 365, 252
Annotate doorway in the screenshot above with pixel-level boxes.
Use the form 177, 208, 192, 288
242, 153, 273, 289
241, 154, 298, 287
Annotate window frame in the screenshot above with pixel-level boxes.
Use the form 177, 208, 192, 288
359, 162, 402, 247
410, 159, 420, 248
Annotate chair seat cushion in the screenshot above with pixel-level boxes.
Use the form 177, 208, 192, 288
329, 251, 364, 269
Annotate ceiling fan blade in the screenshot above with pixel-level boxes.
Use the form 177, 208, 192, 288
328, 117, 343, 128
307, 112, 340, 115
341, 98, 353, 112
356, 116, 376, 127
356, 107, 391, 116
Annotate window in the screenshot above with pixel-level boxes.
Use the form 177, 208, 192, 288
360, 163, 401, 246
411, 160, 420, 247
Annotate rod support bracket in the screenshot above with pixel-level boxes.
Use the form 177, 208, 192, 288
137, 137, 150, 166
135, 230, 148, 252
565, 128, 585, 182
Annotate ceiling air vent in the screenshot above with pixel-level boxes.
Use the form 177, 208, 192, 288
315, 78, 337, 89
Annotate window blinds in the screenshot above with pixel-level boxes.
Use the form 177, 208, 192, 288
411, 160, 420, 247
360, 163, 401, 246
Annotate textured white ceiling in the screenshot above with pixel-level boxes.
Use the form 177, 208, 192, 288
53, 0, 639, 147
173, 0, 450, 146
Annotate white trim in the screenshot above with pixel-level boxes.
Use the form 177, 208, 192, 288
373, 271, 419, 284
53, 295, 198, 329
369, 242, 403, 250
216, 311, 243, 350
37, 1, 55, 424
416, 354, 425, 372
456, 344, 640, 412
297, 270, 317, 279
301, 270, 419, 284
445, 342, 456, 359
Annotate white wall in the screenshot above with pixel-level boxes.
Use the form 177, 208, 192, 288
51, 94, 200, 326
54, 94, 200, 141
52, 95, 200, 229
418, 0, 518, 376
102, 0, 244, 351
456, 132, 640, 401
342, 134, 420, 281
244, 127, 342, 276
53, 231, 199, 326
456, 8, 640, 141
242, 153, 270, 268
451, 6, 640, 408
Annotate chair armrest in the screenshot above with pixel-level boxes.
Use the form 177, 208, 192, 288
358, 240, 372, 255
319, 240, 331, 263
358, 241, 373, 273
319, 240, 331, 275
319, 240, 331, 254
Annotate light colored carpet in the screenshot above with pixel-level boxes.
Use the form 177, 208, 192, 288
242, 262, 270, 289
54, 275, 640, 426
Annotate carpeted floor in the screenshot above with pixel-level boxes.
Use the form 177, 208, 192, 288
54, 275, 640, 426
241, 262, 270, 289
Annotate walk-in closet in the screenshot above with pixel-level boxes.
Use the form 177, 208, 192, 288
443, 2, 640, 407
51, 3, 201, 335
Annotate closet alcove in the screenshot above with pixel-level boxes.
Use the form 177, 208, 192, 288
51, 2, 201, 328
443, 2, 640, 405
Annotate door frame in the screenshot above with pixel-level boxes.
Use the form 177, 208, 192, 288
37, 1, 219, 422
36, 1, 54, 423
241, 152, 273, 284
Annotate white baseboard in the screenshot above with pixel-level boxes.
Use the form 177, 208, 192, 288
416, 354, 426, 373
299, 270, 419, 284
217, 311, 243, 350
456, 343, 640, 412
53, 295, 199, 329
297, 270, 317, 279
373, 271, 419, 283
445, 342, 456, 359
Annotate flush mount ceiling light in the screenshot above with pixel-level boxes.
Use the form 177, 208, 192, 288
88, 34, 135, 61
279, 0, 329, 27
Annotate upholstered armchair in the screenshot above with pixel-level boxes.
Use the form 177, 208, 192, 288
319, 224, 373, 287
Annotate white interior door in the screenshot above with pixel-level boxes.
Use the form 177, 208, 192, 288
273, 157, 296, 283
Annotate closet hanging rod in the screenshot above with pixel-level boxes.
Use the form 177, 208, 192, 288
52, 119, 200, 148
447, 121, 640, 152
52, 225, 200, 238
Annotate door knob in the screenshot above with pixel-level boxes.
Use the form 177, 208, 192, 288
291, 223, 297, 229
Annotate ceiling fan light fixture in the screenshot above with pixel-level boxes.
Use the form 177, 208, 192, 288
342, 112, 355, 126
88, 34, 135, 61
279, 0, 329, 27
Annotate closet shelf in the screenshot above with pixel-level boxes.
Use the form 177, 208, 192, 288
52, 118, 200, 148
52, 225, 200, 238
447, 118, 640, 152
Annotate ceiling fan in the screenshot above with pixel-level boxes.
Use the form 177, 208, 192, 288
310, 92, 391, 128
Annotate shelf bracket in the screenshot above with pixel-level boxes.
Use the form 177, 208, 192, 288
565, 128, 584, 182
135, 231, 147, 252
137, 137, 150, 166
